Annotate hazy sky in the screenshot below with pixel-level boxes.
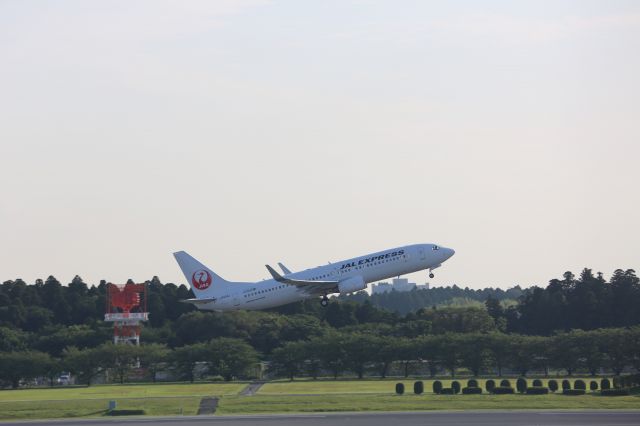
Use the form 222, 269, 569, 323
1, 0, 639, 290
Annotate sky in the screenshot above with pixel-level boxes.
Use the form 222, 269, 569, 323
1, 0, 639, 290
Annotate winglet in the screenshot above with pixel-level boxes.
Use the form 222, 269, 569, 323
278, 262, 292, 275
266, 265, 285, 282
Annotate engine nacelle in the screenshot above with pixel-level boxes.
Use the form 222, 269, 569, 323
338, 276, 366, 295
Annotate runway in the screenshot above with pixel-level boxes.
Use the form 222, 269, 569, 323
3, 411, 640, 426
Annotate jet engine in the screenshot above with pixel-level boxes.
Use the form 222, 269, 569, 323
338, 276, 366, 295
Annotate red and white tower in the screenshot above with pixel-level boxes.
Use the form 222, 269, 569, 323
104, 282, 148, 345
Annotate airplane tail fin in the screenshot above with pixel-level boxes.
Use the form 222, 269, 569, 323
173, 251, 231, 298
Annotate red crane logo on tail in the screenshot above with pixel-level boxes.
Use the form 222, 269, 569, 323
191, 269, 212, 290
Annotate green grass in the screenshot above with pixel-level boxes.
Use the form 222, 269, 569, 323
0, 382, 244, 401
0, 397, 200, 420
217, 393, 640, 415
1, 379, 638, 420
0, 382, 245, 420
259, 378, 602, 395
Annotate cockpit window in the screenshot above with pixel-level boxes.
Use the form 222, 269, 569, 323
432, 245, 440, 251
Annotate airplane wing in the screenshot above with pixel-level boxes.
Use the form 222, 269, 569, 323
277, 262, 292, 275
265, 265, 338, 293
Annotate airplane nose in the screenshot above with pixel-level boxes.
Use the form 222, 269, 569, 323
445, 248, 455, 259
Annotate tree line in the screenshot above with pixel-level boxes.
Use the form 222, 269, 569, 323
0, 337, 257, 388
0, 268, 639, 387
2, 327, 638, 387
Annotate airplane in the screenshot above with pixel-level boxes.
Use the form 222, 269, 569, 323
173, 243, 455, 312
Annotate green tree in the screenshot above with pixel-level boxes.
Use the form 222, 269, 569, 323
100, 343, 141, 384
207, 338, 258, 381
270, 341, 307, 380
435, 334, 461, 378
509, 335, 540, 376
0, 351, 51, 388
341, 333, 382, 379
170, 343, 208, 382
460, 333, 490, 377
313, 332, 346, 379
138, 343, 169, 382
62, 346, 103, 386
550, 332, 582, 376
486, 332, 510, 376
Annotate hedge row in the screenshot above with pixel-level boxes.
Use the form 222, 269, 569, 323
396, 377, 623, 396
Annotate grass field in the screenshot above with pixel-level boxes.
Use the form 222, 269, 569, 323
217, 393, 640, 414
0, 382, 245, 420
0, 379, 638, 420
0, 382, 244, 401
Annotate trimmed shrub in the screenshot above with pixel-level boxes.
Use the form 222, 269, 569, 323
462, 387, 482, 394
574, 379, 586, 390
590, 381, 598, 391
563, 389, 586, 395
452, 381, 461, 394
485, 379, 496, 393
440, 387, 455, 395
526, 387, 549, 395
516, 377, 527, 393
601, 388, 630, 396
500, 379, 511, 388
532, 379, 543, 387
108, 410, 145, 416
395, 383, 405, 395
467, 379, 478, 388
492, 386, 515, 394
433, 380, 443, 394
601, 378, 611, 390
413, 381, 424, 395
548, 380, 558, 393
562, 379, 571, 391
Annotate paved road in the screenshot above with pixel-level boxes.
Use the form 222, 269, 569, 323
3, 411, 640, 426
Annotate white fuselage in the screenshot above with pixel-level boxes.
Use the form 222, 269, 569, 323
194, 244, 454, 312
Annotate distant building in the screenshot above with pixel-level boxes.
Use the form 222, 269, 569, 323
371, 278, 430, 294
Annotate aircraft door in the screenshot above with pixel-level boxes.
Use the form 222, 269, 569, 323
418, 246, 426, 260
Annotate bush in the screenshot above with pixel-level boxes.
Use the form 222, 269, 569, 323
563, 389, 586, 395
526, 387, 549, 395
414, 381, 424, 395
516, 377, 527, 393
601, 378, 611, 390
532, 379, 543, 387
574, 379, 586, 390
467, 379, 478, 388
485, 379, 496, 393
395, 383, 404, 395
432, 380, 443, 394
600, 388, 630, 396
491, 386, 515, 394
108, 410, 145, 416
440, 387, 455, 395
462, 387, 482, 394
452, 381, 461, 394
548, 380, 558, 392
500, 379, 511, 388
562, 379, 571, 391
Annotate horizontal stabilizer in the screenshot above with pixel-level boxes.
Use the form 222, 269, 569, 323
180, 297, 217, 305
